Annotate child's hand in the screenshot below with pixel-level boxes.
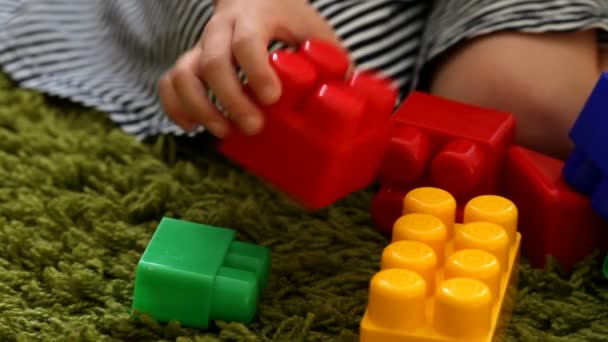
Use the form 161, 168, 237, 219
159, 0, 343, 138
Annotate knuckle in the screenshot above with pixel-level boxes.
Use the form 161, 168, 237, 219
173, 58, 194, 83
232, 31, 261, 50
199, 53, 225, 74
206, 13, 228, 28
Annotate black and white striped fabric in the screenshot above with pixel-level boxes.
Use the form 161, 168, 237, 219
0, 0, 606, 139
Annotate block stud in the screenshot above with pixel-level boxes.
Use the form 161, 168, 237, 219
464, 195, 518, 247
380, 125, 432, 187
434, 278, 492, 339
392, 213, 447, 263
445, 249, 501, 298
403, 187, 456, 237
381, 240, 437, 293
455, 222, 509, 270
367, 269, 427, 330
431, 139, 485, 198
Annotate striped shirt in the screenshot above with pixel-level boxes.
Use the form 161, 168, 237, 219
0, 0, 606, 138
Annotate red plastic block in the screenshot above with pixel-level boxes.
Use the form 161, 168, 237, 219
219, 40, 398, 209
380, 92, 516, 200
502, 145, 608, 271
370, 187, 408, 235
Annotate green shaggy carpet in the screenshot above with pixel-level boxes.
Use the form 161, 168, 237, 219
0, 73, 607, 342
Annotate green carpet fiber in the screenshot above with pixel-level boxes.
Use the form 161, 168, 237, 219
0, 72, 607, 342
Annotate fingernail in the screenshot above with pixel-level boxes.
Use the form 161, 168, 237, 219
173, 113, 198, 132
242, 114, 263, 135
208, 121, 228, 138
184, 122, 198, 132
259, 85, 280, 105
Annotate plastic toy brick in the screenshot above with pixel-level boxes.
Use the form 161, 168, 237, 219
131, 217, 271, 328
503, 145, 608, 271
380, 92, 516, 201
372, 92, 516, 234
361, 187, 520, 342
218, 39, 398, 210
563, 72, 608, 219
370, 187, 409, 235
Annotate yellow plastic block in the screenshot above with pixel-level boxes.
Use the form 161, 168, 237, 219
361, 187, 520, 342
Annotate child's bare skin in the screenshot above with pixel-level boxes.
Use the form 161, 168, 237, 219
159, 0, 342, 139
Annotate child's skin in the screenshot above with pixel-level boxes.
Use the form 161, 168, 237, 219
159, 0, 607, 160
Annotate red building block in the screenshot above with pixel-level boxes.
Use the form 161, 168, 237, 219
219, 40, 398, 210
502, 145, 608, 271
370, 187, 407, 235
372, 92, 516, 234
382, 92, 516, 199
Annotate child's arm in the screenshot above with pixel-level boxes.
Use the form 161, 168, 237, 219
159, 0, 344, 138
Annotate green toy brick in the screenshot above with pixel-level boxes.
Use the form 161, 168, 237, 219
131, 217, 271, 328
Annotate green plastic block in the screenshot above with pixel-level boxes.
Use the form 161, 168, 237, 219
604, 255, 608, 279
131, 217, 271, 328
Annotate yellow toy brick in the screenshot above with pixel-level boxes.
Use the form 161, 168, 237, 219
360, 187, 520, 342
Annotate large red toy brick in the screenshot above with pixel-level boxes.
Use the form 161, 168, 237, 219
380, 92, 516, 202
219, 40, 398, 209
370, 187, 408, 235
502, 145, 608, 271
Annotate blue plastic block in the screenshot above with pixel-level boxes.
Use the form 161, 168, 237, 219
563, 146, 603, 195
563, 72, 608, 219
568, 72, 608, 170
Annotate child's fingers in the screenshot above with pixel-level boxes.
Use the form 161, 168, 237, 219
199, 17, 265, 136
232, 21, 281, 105
171, 49, 230, 138
159, 72, 198, 132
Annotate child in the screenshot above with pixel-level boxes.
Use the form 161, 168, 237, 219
0, 0, 606, 159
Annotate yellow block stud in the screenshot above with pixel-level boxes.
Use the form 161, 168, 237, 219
403, 187, 456, 237
445, 249, 501, 298
464, 195, 518, 246
392, 213, 447, 263
434, 277, 493, 339
366, 268, 427, 330
455, 221, 510, 270
381, 240, 438, 293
